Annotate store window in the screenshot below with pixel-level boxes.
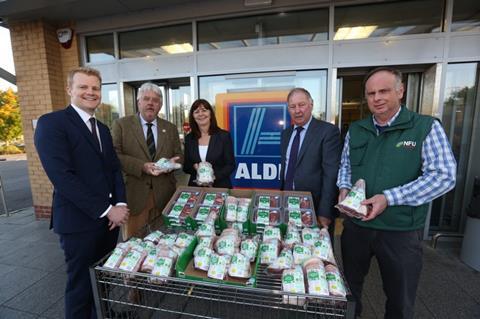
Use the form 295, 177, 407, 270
334, 0, 443, 40
199, 70, 328, 119
119, 24, 192, 58
85, 34, 115, 63
96, 84, 120, 128
197, 9, 329, 51
451, 0, 480, 32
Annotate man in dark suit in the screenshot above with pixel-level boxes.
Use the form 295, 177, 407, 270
34, 67, 129, 319
280, 88, 341, 229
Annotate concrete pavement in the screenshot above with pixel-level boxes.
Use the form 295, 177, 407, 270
0, 208, 479, 318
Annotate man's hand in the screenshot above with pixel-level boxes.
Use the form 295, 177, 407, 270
338, 188, 350, 203
107, 206, 129, 230
361, 194, 388, 221
142, 162, 161, 176
169, 156, 180, 164
317, 216, 332, 228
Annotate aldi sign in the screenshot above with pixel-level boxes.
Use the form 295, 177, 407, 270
216, 91, 290, 189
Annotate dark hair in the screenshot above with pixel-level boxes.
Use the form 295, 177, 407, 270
188, 99, 220, 139
363, 66, 403, 91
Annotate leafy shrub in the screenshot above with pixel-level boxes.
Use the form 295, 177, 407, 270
0, 145, 23, 154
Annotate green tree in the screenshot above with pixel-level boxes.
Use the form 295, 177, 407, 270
0, 88, 23, 145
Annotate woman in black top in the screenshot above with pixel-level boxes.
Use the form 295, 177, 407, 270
183, 99, 235, 188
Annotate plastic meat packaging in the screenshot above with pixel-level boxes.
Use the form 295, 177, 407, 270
155, 158, 182, 172
282, 265, 306, 306
303, 257, 329, 296
196, 161, 215, 185
335, 179, 368, 218
325, 264, 347, 297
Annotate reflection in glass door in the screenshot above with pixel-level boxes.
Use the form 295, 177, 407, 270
167, 82, 191, 141
336, 68, 422, 139
430, 63, 479, 233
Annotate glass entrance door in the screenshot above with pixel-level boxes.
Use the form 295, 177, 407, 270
430, 63, 480, 234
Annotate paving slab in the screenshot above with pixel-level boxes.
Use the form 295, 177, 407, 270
4, 272, 66, 315
0, 306, 37, 319
0, 266, 48, 305
40, 296, 64, 319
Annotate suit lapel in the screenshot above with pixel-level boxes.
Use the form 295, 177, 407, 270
155, 118, 167, 160
65, 106, 102, 156
282, 126, 294, 157
296, 119, 317, 166
205, 133, 217, 162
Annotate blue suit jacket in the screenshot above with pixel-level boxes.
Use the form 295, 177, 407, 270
280, 118, 341, 220
34, 105, 126, 234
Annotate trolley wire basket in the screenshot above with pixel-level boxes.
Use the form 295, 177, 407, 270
90, 257, 355, 319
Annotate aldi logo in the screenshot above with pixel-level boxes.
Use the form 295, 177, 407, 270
216, 91, 290, 189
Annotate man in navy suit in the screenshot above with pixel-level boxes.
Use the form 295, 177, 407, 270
280, 88, 341, 230
34, 67, 129, 318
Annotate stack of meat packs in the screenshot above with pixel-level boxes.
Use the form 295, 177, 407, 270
164, 189, 227, 228
224, 195, 252, 234
252, 194, 316, 233
193, 223, 259, 281
258, 222, 346, 305
103, 230, 195, 283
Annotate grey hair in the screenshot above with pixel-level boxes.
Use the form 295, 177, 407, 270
364, 67, 403, 92
137, 82, 163, 101
287, 87, 313, 104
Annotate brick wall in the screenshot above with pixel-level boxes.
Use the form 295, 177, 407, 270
10, 20, 80, 219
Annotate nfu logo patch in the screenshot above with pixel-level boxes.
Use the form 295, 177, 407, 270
396, 140, 417, 150
229, 102, 290, 188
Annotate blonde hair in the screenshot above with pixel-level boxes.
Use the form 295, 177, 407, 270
67, 67, 102, 87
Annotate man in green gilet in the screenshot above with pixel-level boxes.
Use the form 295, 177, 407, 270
337, 67, 456, 319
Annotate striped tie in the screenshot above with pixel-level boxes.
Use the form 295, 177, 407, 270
146, 123, 156, 160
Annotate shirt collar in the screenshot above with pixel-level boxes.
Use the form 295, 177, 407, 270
139, 114, 158, 127
372, 107, 401, 128
71, 104, 95, 124
294, 116, 313, 132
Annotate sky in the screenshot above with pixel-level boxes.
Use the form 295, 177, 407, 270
0, 26, 17, 91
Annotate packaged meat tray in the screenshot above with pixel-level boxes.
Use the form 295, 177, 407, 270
251, 208, 283, 234
201, 191, 228, 206
255, 194, 282, 209
285, 209, 317, 228
284, 195, 313, 210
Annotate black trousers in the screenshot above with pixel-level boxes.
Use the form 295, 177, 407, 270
341, 219, 423, 319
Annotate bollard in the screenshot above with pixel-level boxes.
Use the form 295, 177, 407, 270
0, 175, 9, 216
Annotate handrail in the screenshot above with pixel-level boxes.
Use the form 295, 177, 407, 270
431, 232, 464, 249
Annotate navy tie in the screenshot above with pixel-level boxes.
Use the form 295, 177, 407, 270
89, 117, 100, 150
284, 126, 304, 190
146, 123, 156, 160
